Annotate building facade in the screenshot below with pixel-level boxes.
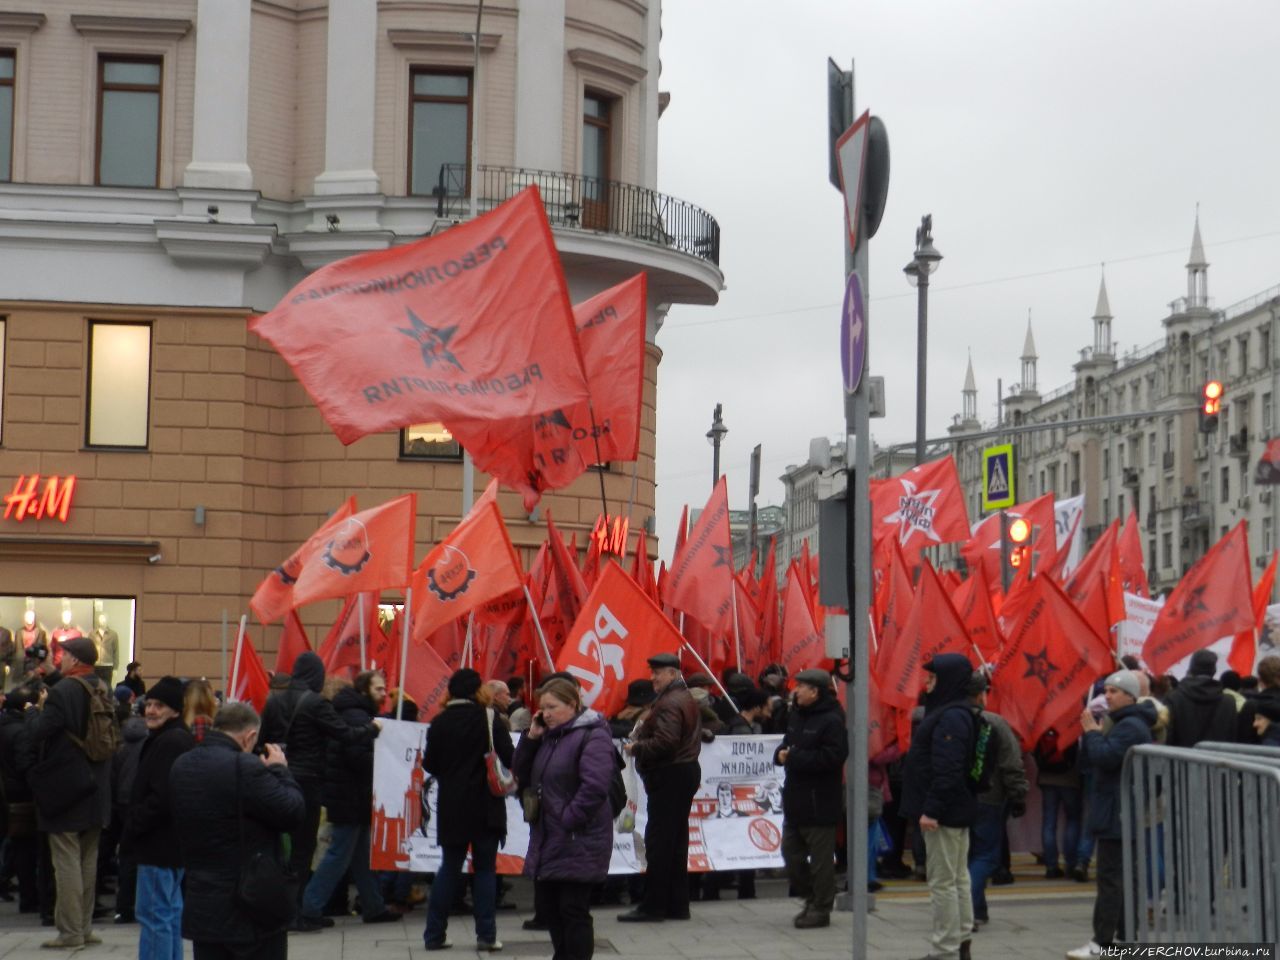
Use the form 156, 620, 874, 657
950, 218, 1280, 594
0, 0, 721, 681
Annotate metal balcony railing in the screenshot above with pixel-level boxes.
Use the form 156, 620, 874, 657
432, 164, 721, 266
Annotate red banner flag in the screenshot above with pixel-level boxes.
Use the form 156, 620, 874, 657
448, 274, 648, 511
1229, 550, 1277, 677
290, 495, 417, 610
734, 575, 765, 680
1143, 522, 1254, 676
870, 456, 970, 551
251, 498, 357, 624
629, 528, 660, 604
1118, 510, 1149, 597
872, 539, 916, 670
249, 188, 588, 445
950, 566, 1003, 663
317, 592, 379, 679
231, 629, 271, 712
273, 610, 312, 677
539, 513, 589, 658
401, 634, 453, 722
780, 562, 825, 677
1064, 521, 1124, 645
475, 590, 534, 682
666, 476, 734, 634
555, 561, 683, 717
878, 560, 972, 709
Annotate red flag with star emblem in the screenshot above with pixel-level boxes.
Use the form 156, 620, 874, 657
249, 187, 589, 446
666, 476, 735, 635
877, 560, 972, 709
870, 456, 970, 552
288, 495, 416, 611
1143, 522, 1253, 676
251, 498, 357, 624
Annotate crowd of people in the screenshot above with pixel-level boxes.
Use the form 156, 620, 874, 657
0, 636, 1277, 960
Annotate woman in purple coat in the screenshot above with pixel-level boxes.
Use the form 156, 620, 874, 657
513, 678, 616, 960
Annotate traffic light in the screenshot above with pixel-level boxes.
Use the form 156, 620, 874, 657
1200, 381, 1223, 433
1008, 516, 1032, 569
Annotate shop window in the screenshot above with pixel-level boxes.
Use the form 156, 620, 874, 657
409, 71, 471, 198
86, 322, 151, 448
0, 318, 5, 444
400, 422, 462, 460
0, 51, 13, 182
7, 595, 135, 688
96, 56, 162, 187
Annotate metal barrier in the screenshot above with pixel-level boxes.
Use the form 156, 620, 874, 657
1122, 742, 1280, 944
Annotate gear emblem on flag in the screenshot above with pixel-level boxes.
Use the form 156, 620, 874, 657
426, 545, 477, 602
323, 519, 373, 576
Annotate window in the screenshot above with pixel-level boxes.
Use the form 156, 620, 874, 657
1262, 327, 1272, 369
0, 319, 5, 442
1148, 433, 1156, 466
1266, 393, 1274, 434
1162, 532, 1172, 569
97, 57, 162, 187
1238, 335, 1250, 375
1117, 493, 1125, 517
0, 51, 12, 182
409, 71, 471, 198
1265, 517, 1273, 555
1102, 448, 1109, 479
581, 91, 615, 228
1164, 418, 1173, 453
1148, 485, 1156, 516
1220, 466, 1230, 503
400, 422, 461, 460
87, 322, 151, 447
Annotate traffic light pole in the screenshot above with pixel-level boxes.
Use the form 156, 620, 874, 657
999, 509, 1011, 594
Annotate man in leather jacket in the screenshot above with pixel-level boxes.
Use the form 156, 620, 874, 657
618, 653, 701, 923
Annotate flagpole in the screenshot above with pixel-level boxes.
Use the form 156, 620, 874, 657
587, 402, 610, 521
220, 608, 228, 694
358, 593, 368, 672
730, 579, 743, 673
523, 584, 555, 669
397, 589, 412, 721
681, 641, 738, 714
463, 611, 476, 668
229, 614, 248, 702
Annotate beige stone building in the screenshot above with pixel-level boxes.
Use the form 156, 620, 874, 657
0, 0, 721, 683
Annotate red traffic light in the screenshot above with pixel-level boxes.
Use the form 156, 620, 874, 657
1008, 517, 1032, 544
1203, 381, 1224, 415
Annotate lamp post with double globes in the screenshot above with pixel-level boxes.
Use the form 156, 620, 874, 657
706, 403, 728, 489
903, 215, 943, 465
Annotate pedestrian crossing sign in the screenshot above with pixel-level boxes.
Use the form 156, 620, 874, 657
981, 443, 1016, 511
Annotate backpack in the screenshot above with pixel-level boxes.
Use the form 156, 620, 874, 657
967, 710, 997, 794
67, 676, 121, 763
576, 730, 628, 819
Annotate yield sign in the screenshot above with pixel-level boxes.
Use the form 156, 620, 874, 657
841, 272, 866, 395
835, 109, 871, 251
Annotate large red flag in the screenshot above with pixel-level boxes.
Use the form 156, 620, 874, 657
401, 635, 453, 721
251, 498, 357, 624
870, 456, 970, 551
555, 561, 683, 717
476, 590, 535, 681
780, 562, 824, 677
539, 513, 589, 658
878, 560, 972, 709
1118, 510, 1150, 597
448, 274, 648, 511
666, 476, 734, 634
759, 549, 781, 667
249, 187, 588, 445
1229, 551, 1277, 677
317, 592, 379, 679
872, 539, 916, 671
1065, 521, 1124, 646
734, 575, 765, 679
1143, 522, 1254, 676
290, 495, 416, 610
273, 611, 312, 677
950, 566, 1003, 663
230, 629, 271, 712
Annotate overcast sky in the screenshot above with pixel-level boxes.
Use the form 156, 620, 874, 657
649, 0, 1280, 553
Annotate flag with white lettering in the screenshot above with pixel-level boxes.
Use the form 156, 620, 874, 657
869, 456, 970, 552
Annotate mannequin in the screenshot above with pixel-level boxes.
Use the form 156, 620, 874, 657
20, 610, 48, 676
92, 612, 119, 684
0, 619, 12, 687
50, 608, 84, 670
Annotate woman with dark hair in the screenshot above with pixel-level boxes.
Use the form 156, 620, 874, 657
422, 668, 513, 952
513, 678, 615, 960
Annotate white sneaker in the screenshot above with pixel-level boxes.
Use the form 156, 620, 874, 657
1065, 942, 1100, 959
478, 941, 503, 952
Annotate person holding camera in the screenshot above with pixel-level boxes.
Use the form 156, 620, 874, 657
513, 678, 615, 960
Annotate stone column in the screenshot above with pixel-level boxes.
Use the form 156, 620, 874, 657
183, 0, 253, 189
313, 0, 380, 195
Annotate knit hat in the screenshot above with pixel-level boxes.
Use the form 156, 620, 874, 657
1188, 649, 1218, 677
794, 668, 831, 691
447, 668, 482, 701
736, 687, 769, 712
625, 679, 656, 707
1104, 670, 1141, 700
59, 637, 97, 666
145, 676, 186, 714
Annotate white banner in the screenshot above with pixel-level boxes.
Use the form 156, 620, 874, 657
1118, 591, 1163, 663
1054, 495, 1085, 577
370, 722, 787, 874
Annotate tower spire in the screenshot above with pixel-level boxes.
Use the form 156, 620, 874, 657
1021, 311, 1037, 392
1093, 264, 1113, 355
962, 352, 977, 421
1186, 205, 1208, 307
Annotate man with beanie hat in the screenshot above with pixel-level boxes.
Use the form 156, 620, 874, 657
1068, 671, 1157, 959
774, 669, 847, 928
25, 635, 113, 948
124, 677, 195, 960
1164, 649, 1237, 748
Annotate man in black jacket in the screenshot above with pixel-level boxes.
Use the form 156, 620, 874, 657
1165, 649, 1237, 748
257, 651, 378, 900
170, 702, 304, 960
1238, 655, 1280, 743
901, 654, 977, 960
773, 668, 848, 930
125, 676, 195, 960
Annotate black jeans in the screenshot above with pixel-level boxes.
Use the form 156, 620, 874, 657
1093, 837, 1124, 946
290, 776, 323, 901
782, 823, 837, 913
638, 762, 700, 918
193, 932, 287, 960
538, 879, 595, 960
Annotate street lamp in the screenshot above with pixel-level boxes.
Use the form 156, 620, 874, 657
904, 214, 943, 465
706, 403, 728, 488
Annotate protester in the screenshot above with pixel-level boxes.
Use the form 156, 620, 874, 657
122, 663, 146, 700
297, 670, 398, 930
1251, 700, 1280, 746
0, 683, 38, 914
1164, 649, 1236, 747
771, 669, 847, 929
609, 680, 654, 739
901, 654, 977, 960
422, 668, 512, 952
1034, 728, 1082, 880
111, 707, 149, 923
182, 679, 218, 744
1067, 670, 1157, 960
726, 687, 770, 735
1237, 655, 1280, 743
169, 702, 305, 960
758, 664, 790, 735
25, 637, 114, 949
512, 678, 615, 960
618, 653, 702, 923
485, 680, 512, 716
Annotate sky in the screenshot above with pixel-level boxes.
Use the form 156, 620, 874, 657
649, 0, 1280, 553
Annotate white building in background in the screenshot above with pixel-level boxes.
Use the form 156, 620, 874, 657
951, 216, 1280, 594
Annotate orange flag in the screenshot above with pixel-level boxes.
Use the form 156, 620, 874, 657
878, 560, 972, 709
249, 187, 588, 445
251, 498, 357, 623
1229, 550, 1277, 677
290, 495, 417, 610
1143, 522, 1254, 676
401, 635, 454, 722
318, 592, 379, 680
758, 542, 781, 666
869, 455, 970, 551
555, 561, 683, 716
410, 496, 524, 646
230, 629, 271, 712
475, 590, 535, 682
666, 476, 734, 635
780, 562, 825, 677
273, 610, 312, 677
873, 539, 916, 672
1118, 510, 1149, 597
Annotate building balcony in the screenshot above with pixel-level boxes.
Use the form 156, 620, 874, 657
1181, 501, 1210, 529
1229, 429, 1250, 459
1122, 466, 1140, 487
1162, 450, 1175, 471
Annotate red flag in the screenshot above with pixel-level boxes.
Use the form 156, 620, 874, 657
273, 611, 312, 677
251, 498, 357, 623
555, 561, 684, 717
448, 274, 648, 511
475, 590, 534, 681
1229, 550, 1277, 677
666, 476, 734, 634
230, 629, 271, 712
734, 575, 765, 679
1143, 522, 1254, 676
410, 498, 524, 645
673, 504, 690, 557
401, 634, 453, 721
425, 618, 467, 673
878, 560, 972, 709
1118, 510, 1149, 597
629, 528, 660, 603
759, 552, 781, 668
780, 562, 825, 677
540, 513, 589, 657
249, 188, 588, 445
318, 593, 379, 679
1065, 521, 1124, 646
290, 495, 417, 610
872, 540, 916, 673
961, 493, 1056, 585
994, 575, 1115, 750
950, 567, 1003, 663
870, 456, 970, 551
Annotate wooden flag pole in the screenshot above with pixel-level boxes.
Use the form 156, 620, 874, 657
523, 585, 555, 670
229, 614, 248, 701
358, 593, 368, 672
681, 640, 738, 714
396, 589, 412, 721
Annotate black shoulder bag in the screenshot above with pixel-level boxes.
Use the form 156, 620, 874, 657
233, 756, 297, 929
